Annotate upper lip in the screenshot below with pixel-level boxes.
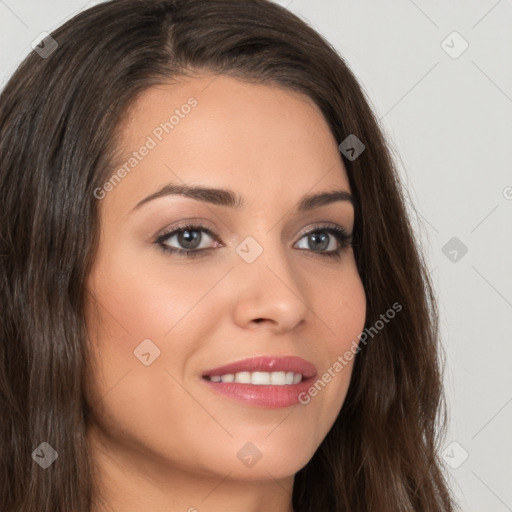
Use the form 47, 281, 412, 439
202, 355, 317, 379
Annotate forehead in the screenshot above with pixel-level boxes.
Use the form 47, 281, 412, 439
107, 74, 350, 212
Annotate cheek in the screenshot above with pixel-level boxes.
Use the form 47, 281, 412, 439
318, 258, 367, 353
302, 262, 366, 416
86, 237, 228, 347
334, 283, 365, 328
84, 241, 231, 417
84, 248, 220, 464
83, 245, 191, 411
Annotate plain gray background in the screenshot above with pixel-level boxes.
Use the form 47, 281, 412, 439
1, 0, 511, 510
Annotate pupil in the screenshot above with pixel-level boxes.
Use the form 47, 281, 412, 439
178, 229, 200, 249
310, 231, 328, 251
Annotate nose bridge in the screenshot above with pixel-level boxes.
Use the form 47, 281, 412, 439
236, 230, 294, 287
231, 230, 309, 330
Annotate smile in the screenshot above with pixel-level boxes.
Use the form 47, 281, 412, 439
204, 371, 303, 385
201, 355, 317, 408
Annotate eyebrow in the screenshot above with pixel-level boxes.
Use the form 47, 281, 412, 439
130, 183, 354, 213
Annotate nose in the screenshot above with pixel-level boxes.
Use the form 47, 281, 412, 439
231, 241, 309, 334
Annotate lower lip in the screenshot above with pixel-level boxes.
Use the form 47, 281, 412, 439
202, 377, 314, 408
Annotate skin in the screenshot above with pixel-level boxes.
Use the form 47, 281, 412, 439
84, 74, 366, 512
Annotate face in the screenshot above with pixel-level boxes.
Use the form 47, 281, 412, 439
85, 74, 366, 487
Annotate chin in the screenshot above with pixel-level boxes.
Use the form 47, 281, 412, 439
186, 432, 319, 481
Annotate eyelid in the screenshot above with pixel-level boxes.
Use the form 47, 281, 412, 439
154, 220, 353, 258
155, 220, 352, 243
154, 217, 219, 239
295, 221, 352, 238
155, 222, 223, 250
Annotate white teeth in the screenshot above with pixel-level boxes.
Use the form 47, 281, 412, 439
251, 371, 270, 385
235, 371, 251, 383
270, 371, 286, 385
208, 371, 303, 385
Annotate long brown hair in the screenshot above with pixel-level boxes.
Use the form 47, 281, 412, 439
0, 1, 457, 510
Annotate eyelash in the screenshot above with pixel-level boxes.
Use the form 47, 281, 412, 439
155, 222, 353, 260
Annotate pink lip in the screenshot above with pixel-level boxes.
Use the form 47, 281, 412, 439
201, 355, 317, 409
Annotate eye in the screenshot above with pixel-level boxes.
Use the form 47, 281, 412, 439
294, 224, 352, 259
156, 223, 220, 257
154, 222, 353, 259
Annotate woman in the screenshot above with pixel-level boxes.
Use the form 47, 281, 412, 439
0, 0, 457, 510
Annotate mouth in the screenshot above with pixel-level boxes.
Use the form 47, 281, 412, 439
201, 355, 317, 408
204, 370, 304, 385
